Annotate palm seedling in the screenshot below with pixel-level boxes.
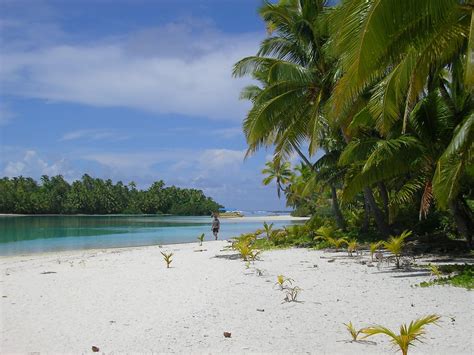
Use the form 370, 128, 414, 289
369, 241, 384, 261
361, 314, 440, 355
233, 233, 260, 261
429, 264, 442, 279
263, 221, 274, 240
328, 237, 348, 252
344, 321, 363, 342
275, 274, 294, 290
315, 226, 347, 251
160, 251, 173, 268
384, 230, 412, 268
197, 233, 205, 246
347, 239, 360, 257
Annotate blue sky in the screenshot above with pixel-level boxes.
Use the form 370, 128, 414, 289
0, 0, 303, 211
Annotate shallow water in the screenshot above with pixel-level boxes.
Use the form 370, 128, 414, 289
0, 215, 303, 256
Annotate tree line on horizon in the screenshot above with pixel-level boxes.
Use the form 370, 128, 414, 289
234, 0, 473, 246
0, 174, 222, 215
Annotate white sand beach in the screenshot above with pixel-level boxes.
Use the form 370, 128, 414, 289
226, 215, 310, 222
1, 241, 472, 354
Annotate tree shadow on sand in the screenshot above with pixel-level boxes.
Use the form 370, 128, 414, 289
213, 253, 242, 260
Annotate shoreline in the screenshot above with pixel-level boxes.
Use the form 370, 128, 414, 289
0, 215, 309, 258
1, 240, 472, 353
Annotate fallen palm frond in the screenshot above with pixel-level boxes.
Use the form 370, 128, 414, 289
283, 286, 302, 303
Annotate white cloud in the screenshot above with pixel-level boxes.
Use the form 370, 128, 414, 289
60, 129, 129, 141
82, 148, 245, 176
0, 19, 261, 120
3, 150, 72, 177
197, 149, 245, 172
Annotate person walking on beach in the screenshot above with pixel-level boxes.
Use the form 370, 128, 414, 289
212, 214, 220, 240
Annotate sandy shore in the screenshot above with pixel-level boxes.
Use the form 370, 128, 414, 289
1, 241, 472, 354
226, 215, 309, 222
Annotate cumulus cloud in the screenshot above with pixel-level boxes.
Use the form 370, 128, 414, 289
2, 150, 73, 177
0, 17, 261, 120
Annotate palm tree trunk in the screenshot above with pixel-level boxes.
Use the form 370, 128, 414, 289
291, 143, 313, 167
377, 182, 390, 221
364, 187, 390, 237
361, 195, 370, 233
449, 197, 474, 247
330, 184, 346, 230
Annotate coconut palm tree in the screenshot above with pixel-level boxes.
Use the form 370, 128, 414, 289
262, 160, 293, 198
328, 0, 473, 241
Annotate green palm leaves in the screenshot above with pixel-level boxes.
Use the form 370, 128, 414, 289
361, 314, 440, 355
330, 0, 470, 122
262, 160, 293, 198
383, 230, 412, 268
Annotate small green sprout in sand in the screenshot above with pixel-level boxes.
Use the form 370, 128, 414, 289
160, 251, 173, 268
344, 321, 364, 342
361, 314, 440, 355
275, 274, 294, 290
384, 230, 412, 268
370, 241, 384, 261
197, 233, 205, 246
429, 264, 442, 279
347, 239, 360, 257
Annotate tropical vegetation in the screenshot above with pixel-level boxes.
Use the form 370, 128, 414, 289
0, 174, 222, 215
361, 314, 441, 355
234, 0, 473, 248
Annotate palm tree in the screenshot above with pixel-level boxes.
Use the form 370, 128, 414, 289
262, 160, 293, 198
233, 0, 337, 164
329, 0, 471, 128
328, 0, 473, 241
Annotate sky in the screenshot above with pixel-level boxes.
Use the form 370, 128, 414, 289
0, 0, 301, 211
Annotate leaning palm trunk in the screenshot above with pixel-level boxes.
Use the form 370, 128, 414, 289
449, 197, 474, 247
364, 187, 390, 237
330, 184, 346, 230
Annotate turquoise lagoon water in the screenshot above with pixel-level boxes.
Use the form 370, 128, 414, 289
0, 215, 303, 256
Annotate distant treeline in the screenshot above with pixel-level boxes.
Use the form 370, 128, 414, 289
0, 175, 222, 215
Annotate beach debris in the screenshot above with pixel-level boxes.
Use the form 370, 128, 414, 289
40, 271, 57, 274
91, 345, 100, 352
223, 332, 232, 338
255, 268, 264, 276
257, 308, 265, 312
327, 258, 336, 263
283, 286, 302, 303
194, 249, 207, 252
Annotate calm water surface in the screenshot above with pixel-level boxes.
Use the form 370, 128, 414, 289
0, 215, 303, 256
